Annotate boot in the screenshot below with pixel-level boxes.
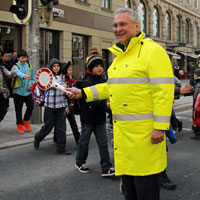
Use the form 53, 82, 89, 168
17, 124, 24, 134
159, 172, 176, 190
23, 120, 32, 131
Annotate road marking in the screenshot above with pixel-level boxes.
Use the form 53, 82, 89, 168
182, 128, 192, 131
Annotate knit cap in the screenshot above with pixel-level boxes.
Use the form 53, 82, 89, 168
49, 58, 61, 75
87, 56, 104, 72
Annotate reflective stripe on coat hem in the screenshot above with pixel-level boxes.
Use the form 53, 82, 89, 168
113, 113, 170, 123
113, 113, 153, 121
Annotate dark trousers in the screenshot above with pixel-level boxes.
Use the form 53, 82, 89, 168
67, 112, 80, 145
76, 122, 112, 170
122, 174, 160, 200
35, 107, 66, 150
13, 93, 34, 124
0, 94, 9, 122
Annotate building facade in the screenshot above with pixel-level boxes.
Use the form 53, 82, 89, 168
0, 0, 125, 78
128, 0, 200, 76
0, 0, 200, 77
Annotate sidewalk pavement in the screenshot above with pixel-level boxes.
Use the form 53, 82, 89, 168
0, 101, 81, 149
0, 79, 193, 150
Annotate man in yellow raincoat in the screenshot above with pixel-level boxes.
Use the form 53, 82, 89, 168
67, 7, 174, 200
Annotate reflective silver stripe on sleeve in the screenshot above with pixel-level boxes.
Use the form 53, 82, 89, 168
90, 86, 99, 101
113, 112, 153, 121
150, 77, 174, 85
154, 115, 170, 123
108, 77, 149, 84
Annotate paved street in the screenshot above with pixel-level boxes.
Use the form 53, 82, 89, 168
1, 107, 200, 200
1, 81, 200, 200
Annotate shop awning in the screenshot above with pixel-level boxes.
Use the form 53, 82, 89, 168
166, 50, 181, 59
177, 51, 199, 59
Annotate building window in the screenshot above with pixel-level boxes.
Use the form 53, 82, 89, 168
176, 16, 181, 42
185, 19, 190, 44
77, 0, 87, 2
125, 0, 131, 8
40, 30, 59, 67
72, 34, 88, 78
197, 26, 199, 46
186, 0, 191, 4
0, 25, 21, 53
165, 11, 171, 40
72, 35, 84, 59
137, 0, 146, 33
102, 0, 110, 10
152, 7, 160, 37
194, 0, 198, 8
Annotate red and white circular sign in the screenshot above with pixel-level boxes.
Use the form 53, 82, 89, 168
36, 68, 53, 90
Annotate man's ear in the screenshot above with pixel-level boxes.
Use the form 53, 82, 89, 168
135, 22, 140, 31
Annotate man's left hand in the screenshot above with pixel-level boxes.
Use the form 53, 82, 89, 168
151, 129, 164, 144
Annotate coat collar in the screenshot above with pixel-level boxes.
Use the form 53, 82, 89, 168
108, 32, 145, 56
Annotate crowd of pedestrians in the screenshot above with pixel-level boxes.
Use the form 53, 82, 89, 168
0, 7, 200, 200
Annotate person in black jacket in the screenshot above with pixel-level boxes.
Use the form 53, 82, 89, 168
0, 52, 13, 97
75, 55, 115, 177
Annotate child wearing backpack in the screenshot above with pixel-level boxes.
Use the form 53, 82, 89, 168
75, 55, 115, 177
0, 65, 16, 124
34, 58, 71, 155
12, 50, 35, 134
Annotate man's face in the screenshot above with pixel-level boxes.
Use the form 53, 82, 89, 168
113, 12, 140, 46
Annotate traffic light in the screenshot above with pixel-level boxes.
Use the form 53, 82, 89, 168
10, 0, 32, 24
40, 0, 59, 6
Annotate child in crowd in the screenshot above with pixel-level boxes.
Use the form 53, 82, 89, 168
12, 50, 35, 134
0, 51, 13, 98
62, 61, 80, 145
75, 55, 115, 177
191, 68, 200, 140
0, 65, 16, 124
34, 58, 71, 155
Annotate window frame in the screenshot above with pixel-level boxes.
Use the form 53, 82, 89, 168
101, 0, 111, 10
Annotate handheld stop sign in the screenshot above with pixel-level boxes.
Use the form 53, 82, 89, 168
36, 68, 72, 94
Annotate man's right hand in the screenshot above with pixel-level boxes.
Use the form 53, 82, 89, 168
66, 87, 82, 99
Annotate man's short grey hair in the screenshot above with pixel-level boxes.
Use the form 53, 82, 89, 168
114, 8, 140, 24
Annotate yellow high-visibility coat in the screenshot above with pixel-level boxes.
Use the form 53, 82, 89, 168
83, 32, 174, 176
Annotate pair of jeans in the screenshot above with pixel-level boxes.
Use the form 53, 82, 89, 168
13, 93, 34, 124
35, 107, 66, 150
76, 122, 112, 170
122, 174, 160, 200
0, 94, 9, 122
67, 112, 80, 145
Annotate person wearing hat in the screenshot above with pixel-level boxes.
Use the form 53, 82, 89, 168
34, 58, 71, 155
75, 55, 115, 177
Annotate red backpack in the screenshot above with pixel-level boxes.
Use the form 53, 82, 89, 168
31, 82, 45, 106
193, 93, 200, 128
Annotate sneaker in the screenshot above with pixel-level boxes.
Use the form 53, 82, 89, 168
56, 149, 72, 155
17, 124, 24, 134
75, 164, 90, 173
22, 120, 32, 131
102, 168, 115, 177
